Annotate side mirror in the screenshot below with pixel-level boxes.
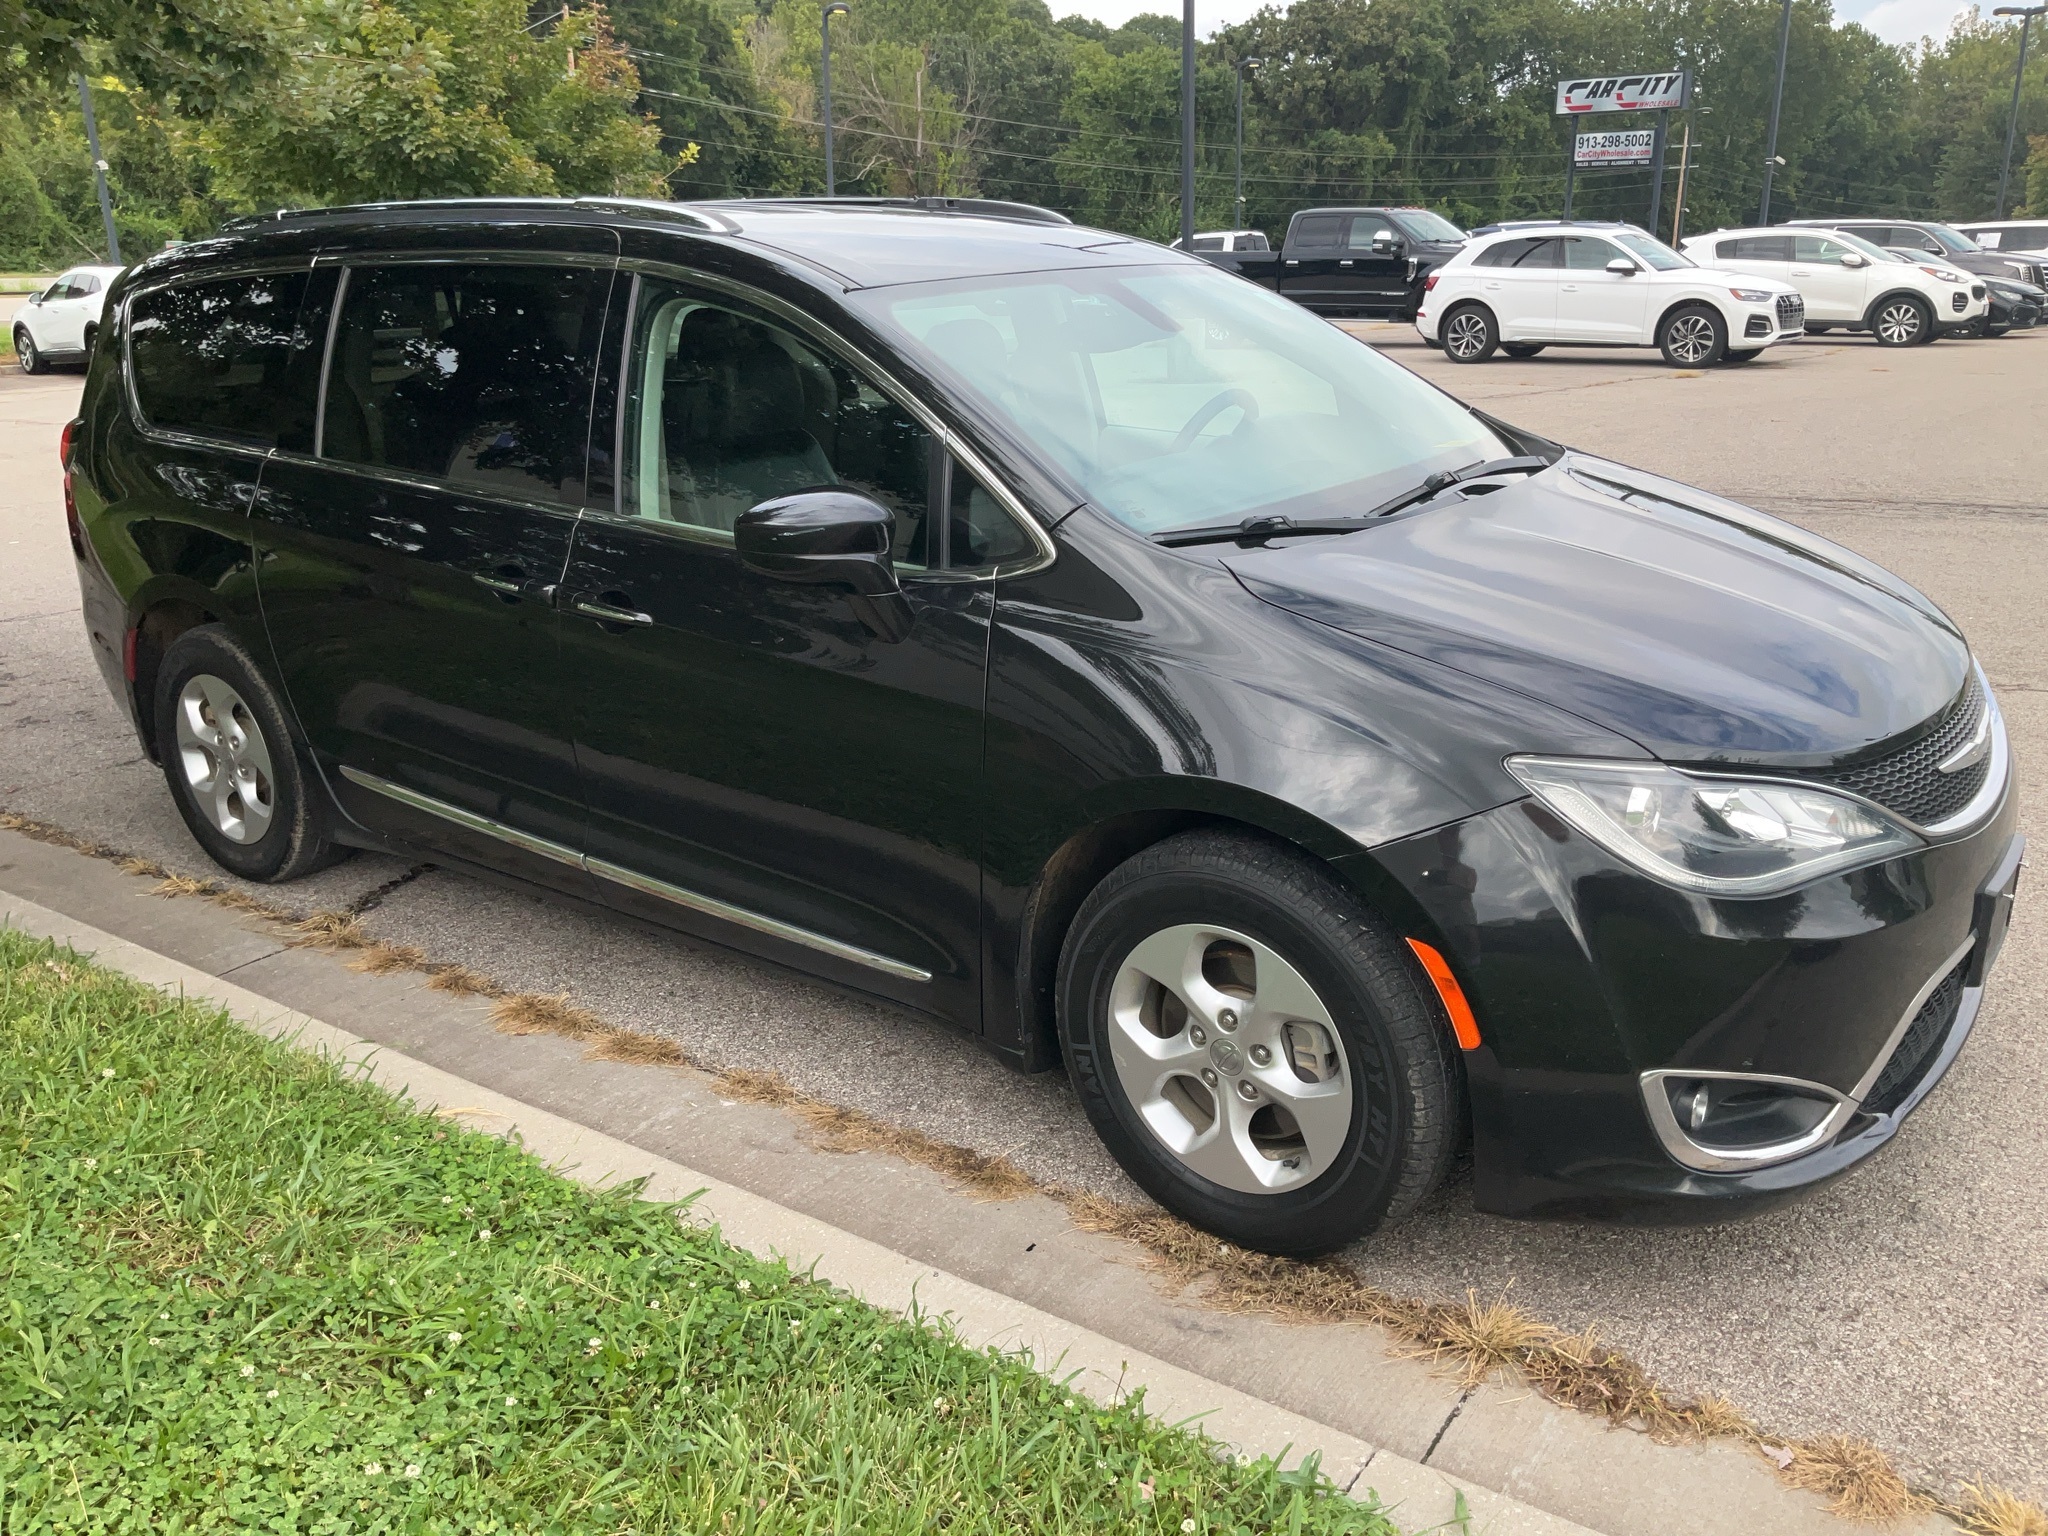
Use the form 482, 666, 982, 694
734, 488, 912, 642
1606, 257, 1640, 276
1840, 252, 1868, 268
1370, 232, 1401, 254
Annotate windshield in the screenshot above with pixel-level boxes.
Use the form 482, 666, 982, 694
1832, 229, 1903, 263
1924, 225, 1978, 256
853, 264, 1507, 537
1392, 209, 1466, 243
1613, 232, 1692, 270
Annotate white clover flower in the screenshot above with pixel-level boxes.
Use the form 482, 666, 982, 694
505, 1395, 518, 1406
477, 1229, 491, 1242
586, 1337, 603, 1354
789, 1320, 802, 1334
736, 1279, 751, 1292
267, 1388, 279, 1399
159, 1313, 169, 1321
404, 1464, 421, 1479
81, 1158, 97, 1170
102, 1068, 114, 1078
239, 1364, 255, 1378
423, 1388, 435, 1398
441, 1195, 453, 1205
647, 1300, 659, 1310
447, 1332, 462, 1345
1182, 1522, 1198, 1534
870, 1341, 883, 1354
148, 1337, 160, 1347
364, 1463, 382, 1476
933, 1397, 951, 1416
462, 1206, 474, 1217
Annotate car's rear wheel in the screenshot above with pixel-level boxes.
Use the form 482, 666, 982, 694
14, 327, 44, 375
1871, 296, 1931, 346
1658, 305, 1726, 367
1501, 342, 1545, 358
82, 322, 97, 355
1440, 304, 1498, 363
153, 625, 349, 883
1057, 830, 1464, 1256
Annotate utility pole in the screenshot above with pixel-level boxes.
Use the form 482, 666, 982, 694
1180, 0, 1197, 250
1647, 109, 1669, 235
821, 2, 849, 195
1993, 6, 2045, 220
1233, 57, 1263, 230
1758, 0, 1795, 223
563, 3, 574, 77
73, 67, 120, 264
1670, 118, 1693, 244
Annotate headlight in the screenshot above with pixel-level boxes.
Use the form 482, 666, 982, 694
1917, 265, 1967, 284
1506, 757, 1921, 897
1728, 288, 1774, 303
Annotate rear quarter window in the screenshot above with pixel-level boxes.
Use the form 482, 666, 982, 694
128, 270, 333, 450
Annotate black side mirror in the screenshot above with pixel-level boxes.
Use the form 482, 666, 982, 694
734, 488, 912, 642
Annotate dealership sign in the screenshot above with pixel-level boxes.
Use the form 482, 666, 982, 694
1556, 71, 1690, 114
1574, 129, 1656, 166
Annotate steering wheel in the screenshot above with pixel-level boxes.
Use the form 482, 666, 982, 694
1169, 388, 1260, 452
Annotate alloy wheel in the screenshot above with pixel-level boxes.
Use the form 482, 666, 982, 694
1665, 313, 1717, 365
14, 331, 38, 374
173, 673, 276, 844
1876, 302, 1923, 345
1444, 311, 1488, 360
1106, 923, 1353, 1195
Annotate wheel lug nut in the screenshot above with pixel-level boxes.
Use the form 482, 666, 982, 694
1249, 1044, 1272, 1066
1200, 1068, 1219, 1086
1190, 1025, 1207, 1046
1235, 1080, 1258, 1101
1218, 1009, 1238, 1032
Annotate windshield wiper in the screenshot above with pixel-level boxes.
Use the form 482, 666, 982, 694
1152, 456, 1552, 548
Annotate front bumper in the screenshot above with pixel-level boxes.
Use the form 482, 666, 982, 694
1369, 764, 2021, 1221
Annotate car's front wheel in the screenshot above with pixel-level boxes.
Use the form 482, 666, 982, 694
1658, 304, 1726, 367
1057, 830, 1464, 1256
1440, 304, 1498, 363
153, 625, 349, 883
1871, 295, 1932, 346
14, 327, 44, 375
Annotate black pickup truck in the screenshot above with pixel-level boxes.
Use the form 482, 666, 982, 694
1189, 206, 1467, 318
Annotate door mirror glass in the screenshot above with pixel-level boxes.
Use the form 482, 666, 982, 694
735, 489, 911, 640
1605, 257, 1640, 275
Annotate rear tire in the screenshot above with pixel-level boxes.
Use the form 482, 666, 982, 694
1658, 304, 1726, 367
1501, 342, 1546, 359
153, 625, 349, 883
82, 322, 97, 356
1057, 830, 1464, 1257
14, 327, 44, 375
1870, 295, 1931, 347
1440, 304, 1498, 364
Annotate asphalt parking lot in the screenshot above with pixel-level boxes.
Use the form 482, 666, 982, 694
4, 325, 2044, 1499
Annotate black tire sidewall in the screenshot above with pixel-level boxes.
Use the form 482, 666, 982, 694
153, 626, 326, 882
1059, 845, 1443, 1255
1872, 296, 1929, 346
1660, 304, 1725, 367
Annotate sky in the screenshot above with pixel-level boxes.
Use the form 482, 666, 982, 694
1051, 0, 1978, 49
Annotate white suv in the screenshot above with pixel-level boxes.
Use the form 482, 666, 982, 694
11, 265, 123, 374
1416, 223, 1802, 366
1680, 227, 1983, 345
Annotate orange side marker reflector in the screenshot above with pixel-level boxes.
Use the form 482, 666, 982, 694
1405, 937, 1482, 1051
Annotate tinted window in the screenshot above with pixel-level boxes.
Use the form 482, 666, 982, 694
1475, 237, 1556, 268
622, 278, 935, 566
1346, 214, 1397, 249
947, 460, 1035, 570
130, 269, 333, 450
1292, 215, 1343, 249
321, 263, 609, 506
76, 274, 102, 296
1240, 232, 1271, 251
1794, 235, 1849, 262
1562, 237, 1620, 269
1513, 238, 1564, 269
1725, 236, 1792, 261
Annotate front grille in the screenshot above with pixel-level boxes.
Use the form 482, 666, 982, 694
1776, 293, 1805, 328
1863, 961, 1967, 1117
1789, 672, 1990, 827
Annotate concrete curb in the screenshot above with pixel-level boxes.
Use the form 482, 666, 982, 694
3, 891, 1597, 1536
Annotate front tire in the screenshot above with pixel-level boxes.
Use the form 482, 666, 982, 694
1659, 304, 1726, 367
1870, 296, 1931, 347
1440, 304, 1498, 364
14, 327, 44, 375
1501, 342, 1546, 359
1057, 830, 1464, 1256
153, 625, 348, 883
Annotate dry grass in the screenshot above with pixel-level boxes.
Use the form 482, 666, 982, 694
1955, 1486, 2048, 1536
12, 799, 2048, 1530
1782, 1436, 1927, 1523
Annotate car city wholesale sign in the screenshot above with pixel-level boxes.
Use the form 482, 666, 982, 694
1574, 129, 1656, 167
1555, 72, 1691, 114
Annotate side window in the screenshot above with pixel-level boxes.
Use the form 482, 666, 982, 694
946, 459, 1035, 570
129, 269, 333, 449
77, 275, 102, 296
1974, 230, 2003, 248
1794, 235, 1847, 263
621, 279, 934, 567
1192, 236, 1223, 252
1512, 238, 1564, 269
1562, 238, 1618, 270
321, 263, 610, 507
1292, 215, 1342, 249
1346, 214, 1396, 250
1730, 236, 1792, 260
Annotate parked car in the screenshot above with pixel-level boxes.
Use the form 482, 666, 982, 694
1788, 217, 2044, 291
1678, 227, 1984, 344
1419, 221, 1805, 366
1955, 219, 2048, 262
11, 264, 123, 373
1973, 271, 2046, 333
65, 195, 2019, 1255
1176, 230, 1270, 253
1190, 205, 1466, 318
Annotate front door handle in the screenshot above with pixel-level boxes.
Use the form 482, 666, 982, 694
473, 571, 526, 597
1338, 259, 1354, 267
569, 593, 654, 627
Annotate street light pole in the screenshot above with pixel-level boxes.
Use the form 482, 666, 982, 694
1758, 0, 1794, 224
73, 67, 120, 264
1233, 57, 1263, 230
821, 1, 849, 196
1993, 6, 2046, 220
1180, 0, 1197, 251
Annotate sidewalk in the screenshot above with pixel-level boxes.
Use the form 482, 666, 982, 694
0, 825, 1964, 1536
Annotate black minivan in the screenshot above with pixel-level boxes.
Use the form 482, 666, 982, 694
65, 195, 2021, 1255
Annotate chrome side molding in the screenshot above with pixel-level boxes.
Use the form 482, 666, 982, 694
337, 766, 932, 983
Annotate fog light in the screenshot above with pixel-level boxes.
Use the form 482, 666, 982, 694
1641, 1070, 1855, 1172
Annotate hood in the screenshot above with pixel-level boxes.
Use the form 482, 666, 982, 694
1225, 456, 1969, 767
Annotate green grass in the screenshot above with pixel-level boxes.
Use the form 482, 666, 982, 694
0, 928, 1397, 1535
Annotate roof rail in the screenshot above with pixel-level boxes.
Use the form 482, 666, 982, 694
706, 195, 1073, 227
214, 196, 741, 236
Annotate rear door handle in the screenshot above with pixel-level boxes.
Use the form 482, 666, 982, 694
569, 593, 654, 627
1338, 259, 1353, 267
